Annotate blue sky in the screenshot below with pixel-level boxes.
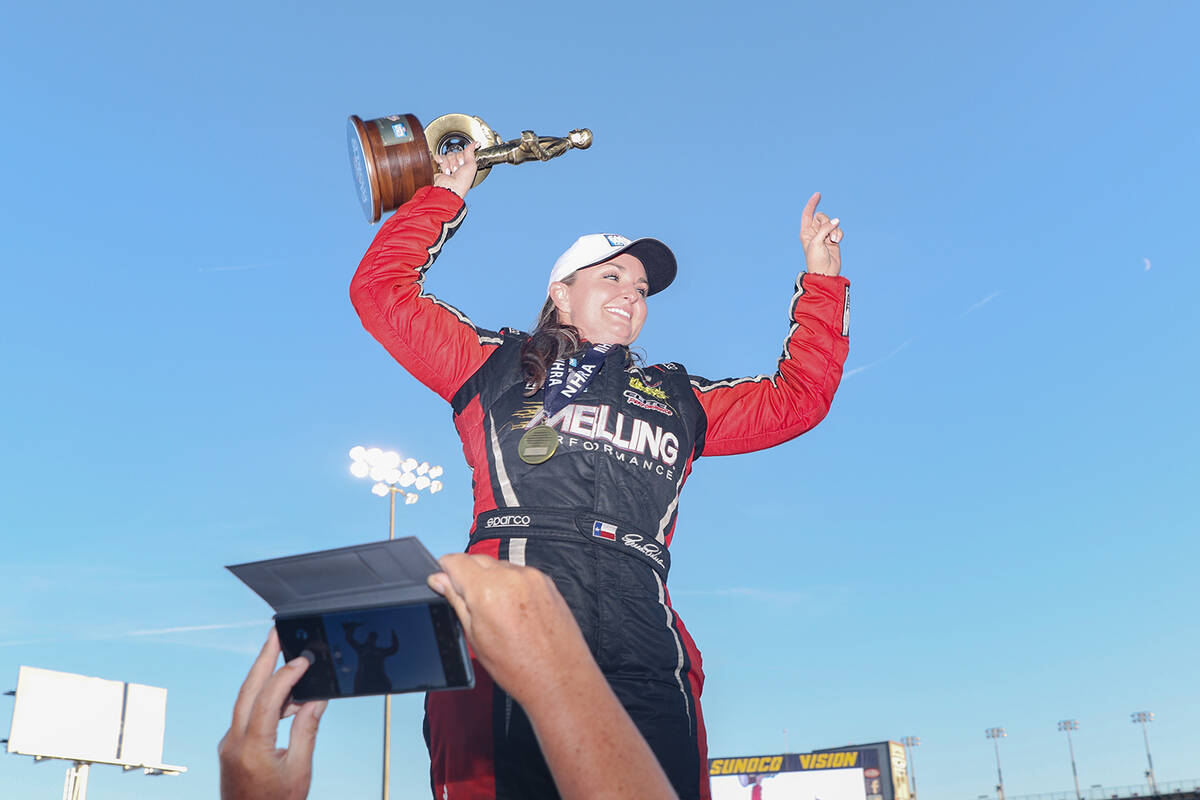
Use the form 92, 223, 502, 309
3, 1, 1198, 798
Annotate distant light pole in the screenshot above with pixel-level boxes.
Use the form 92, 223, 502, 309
901, 736, 920, 800
986, 727, 1007, 800
349, 445, 444, 800
1130, 711, 1157, 794
1058, 720, 1082, 800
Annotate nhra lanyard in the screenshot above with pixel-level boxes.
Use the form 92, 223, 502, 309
525, 343, 614, 429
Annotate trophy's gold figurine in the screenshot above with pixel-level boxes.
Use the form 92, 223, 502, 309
347, 112, 593, 223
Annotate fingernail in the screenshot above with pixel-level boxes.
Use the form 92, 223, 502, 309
295, 650, 315, 666
314, 700, 328, 720
831, 218, 840, 226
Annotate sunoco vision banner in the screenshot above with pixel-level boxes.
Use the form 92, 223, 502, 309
708, 742, 905, 800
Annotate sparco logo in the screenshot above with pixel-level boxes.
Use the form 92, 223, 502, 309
486, 515, 531, 528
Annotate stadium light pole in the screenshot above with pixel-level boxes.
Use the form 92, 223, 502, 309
1057, 720, 1082, 800
1130, 711, 1157, 795
901, 736, 920, 800
349, 446, 445, 800
986, 727, 1007, 800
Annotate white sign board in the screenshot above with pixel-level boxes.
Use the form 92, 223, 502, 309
6, 666, 168, 767
711, 766, 867, 800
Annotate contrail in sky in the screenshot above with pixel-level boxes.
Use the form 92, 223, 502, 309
0, 620, 267, 648
843, 337, 918, 379
963, 290, 1003, 316
845, 290, 1004, 379
673, 587, 816, 605
0, 637, 62, 648
197, 263, 269, 273
124, 620, 266, 636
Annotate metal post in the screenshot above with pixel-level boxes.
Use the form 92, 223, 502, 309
382, 695, 391, 800
1067, 728, 1081, 800
348, 446, 444, 800
388, 486, 396, 540
382, 488, 397, 800
994, 739, 1005, 800
986, 728, 1007, 800
902, 736, 920, 800
1131, 712, 1157, 794
63, 762, 90, 800
1058, 720, 1082, 800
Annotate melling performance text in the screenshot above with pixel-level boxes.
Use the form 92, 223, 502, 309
544, 404, 680, 471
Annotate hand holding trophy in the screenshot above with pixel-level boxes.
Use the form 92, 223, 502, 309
347, 112, 593, 222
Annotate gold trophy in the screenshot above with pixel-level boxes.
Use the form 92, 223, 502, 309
347, 112, 593, 223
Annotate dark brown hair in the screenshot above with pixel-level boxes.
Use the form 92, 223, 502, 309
520, 274, 583, 396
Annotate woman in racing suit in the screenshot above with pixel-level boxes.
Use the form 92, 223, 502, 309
350, 144, 849, 800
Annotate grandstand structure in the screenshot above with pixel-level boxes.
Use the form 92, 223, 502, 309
707, 741, 1199, 800
1004, 782, 1200, 800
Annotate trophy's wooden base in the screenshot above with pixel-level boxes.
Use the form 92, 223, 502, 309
347, 113, 432, 223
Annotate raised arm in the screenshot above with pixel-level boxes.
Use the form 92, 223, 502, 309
349, 144, 502, 402
691, 192, 850, 456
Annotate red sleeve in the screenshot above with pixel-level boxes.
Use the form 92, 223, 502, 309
349, 185, 502, 402
690, 272, 850, 456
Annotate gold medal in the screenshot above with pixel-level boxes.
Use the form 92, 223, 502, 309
518, 424, 559, 464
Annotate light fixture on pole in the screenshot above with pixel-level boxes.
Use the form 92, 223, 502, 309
349, 446, 444, 539
986, 727, 1007, 800
348, 445, 445, 800
1130, 711, 1157, 794
901, 736, 920, 800
1057, 720, 1082, 800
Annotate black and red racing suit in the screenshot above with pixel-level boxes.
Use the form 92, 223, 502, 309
350, 186, 850, 800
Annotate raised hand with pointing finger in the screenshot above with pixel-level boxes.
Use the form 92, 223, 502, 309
800, 191, 844, 276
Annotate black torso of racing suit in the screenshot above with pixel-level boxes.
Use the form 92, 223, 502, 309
453, 335, 710, 799
350, 186, 850, 800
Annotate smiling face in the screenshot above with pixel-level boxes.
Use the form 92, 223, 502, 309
549, 253, 649, 346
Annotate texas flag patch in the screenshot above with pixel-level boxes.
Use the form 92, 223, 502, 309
592, 521, 617, 541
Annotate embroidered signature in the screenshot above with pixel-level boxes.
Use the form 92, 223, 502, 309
620, 534, 666, 568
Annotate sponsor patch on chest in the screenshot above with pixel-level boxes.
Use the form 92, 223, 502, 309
623, 390, 674, 416
628, 375, 668, 400
544, 404, 680, 466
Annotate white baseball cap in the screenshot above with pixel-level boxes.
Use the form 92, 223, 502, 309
547, 233, 677, 297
